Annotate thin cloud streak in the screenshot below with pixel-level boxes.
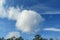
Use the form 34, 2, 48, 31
42, 11, 60, 14
43, 28, 60, 32
28, 4, 60, 14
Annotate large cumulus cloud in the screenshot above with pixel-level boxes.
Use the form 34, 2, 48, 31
0, 0, 45, 33
16, 10, 44, 33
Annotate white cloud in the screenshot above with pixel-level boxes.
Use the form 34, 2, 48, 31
7, 7, 45, 33
16, 10, 44, 33
0, 0, 45, 33
5, 32, 20, 39
43, 28, 60, 32
1, 6, 44, 34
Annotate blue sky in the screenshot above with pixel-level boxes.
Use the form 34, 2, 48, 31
0, 0, 60, 40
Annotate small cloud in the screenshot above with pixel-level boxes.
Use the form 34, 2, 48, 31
43, 28, 60, 32
5, 32, 20, 39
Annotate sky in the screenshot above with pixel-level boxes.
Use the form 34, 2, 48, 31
0, 0, 60, 40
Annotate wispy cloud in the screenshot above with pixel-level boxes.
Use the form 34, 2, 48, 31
28, 4, 60, 14
43, 28, 60, 32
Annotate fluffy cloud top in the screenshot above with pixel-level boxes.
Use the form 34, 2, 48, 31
0, 0, 45, 33
5, 32, 20, 39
